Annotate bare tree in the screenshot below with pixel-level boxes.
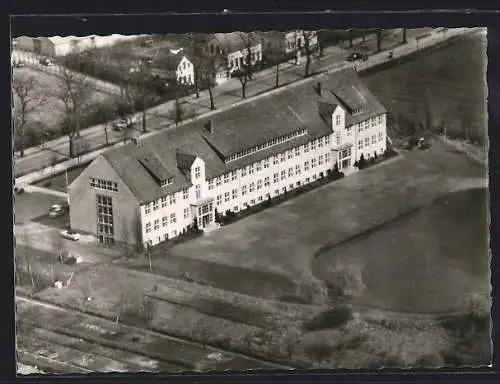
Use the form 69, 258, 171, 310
265, 43, 295, 89
348, 28, 354, 48
199, 53, 225, 110
74, 137, 90, 164
402, 28, 408, 44
54, 63, 93, 158
12, 74, 46, 157
376, 29, 384, 53
187, 33, 208, 99
232, 33, 258, 99
301, 31, 317, 77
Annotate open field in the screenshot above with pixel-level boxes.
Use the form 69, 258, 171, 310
361, 30, 487, 144
13, 67, 117, 138
312, 187, 489, 313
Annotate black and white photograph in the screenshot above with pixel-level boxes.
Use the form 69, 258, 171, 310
12, 25, 490, 374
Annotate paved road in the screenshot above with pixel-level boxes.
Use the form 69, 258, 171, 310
14, 28, 432, 177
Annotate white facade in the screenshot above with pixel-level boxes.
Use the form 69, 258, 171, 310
139, 107, 387, 246
176, 56, 195, 85
227, 43, 262, 73
285, 31, 319, 54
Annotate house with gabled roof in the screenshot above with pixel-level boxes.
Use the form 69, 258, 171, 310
68, 68, 388, 247
206, 32, 263, 82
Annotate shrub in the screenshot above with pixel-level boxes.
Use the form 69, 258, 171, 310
324, 264, 366, 298
294, 275, 329, 305
303, 305, 353, 331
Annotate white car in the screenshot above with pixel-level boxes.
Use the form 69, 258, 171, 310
61, 230, 80, 241
112, 117, 135, 131
49, 205, 65, 218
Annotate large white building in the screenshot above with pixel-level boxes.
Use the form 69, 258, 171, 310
68, 68, 387, 247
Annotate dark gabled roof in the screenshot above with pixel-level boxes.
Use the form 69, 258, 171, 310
209, 32, 261, 53
136, 146, 173, 182
176, 151, 196, 170
101, 68, 386, 203
333, 85, 366, 112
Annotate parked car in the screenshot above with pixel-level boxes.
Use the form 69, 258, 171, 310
39, 58, 53, 66
417, 137, 432, 150
49, 206, 65, 218
13, 60, 25, 68
346, 52, 368, 62
61, 229, 80, 241
112, 117, 136, 131
14, 186, 25, 195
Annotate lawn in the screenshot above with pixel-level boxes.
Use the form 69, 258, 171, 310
12, 67, 118, 140
312, 187, 489, 314
361, 30, 487, 144
168, 141, 484, 296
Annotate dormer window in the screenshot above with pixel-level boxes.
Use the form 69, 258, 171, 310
161, 177, 174, 187
352, 108, 362, 116
194, 166, 201, 179
336, 114, 341, 126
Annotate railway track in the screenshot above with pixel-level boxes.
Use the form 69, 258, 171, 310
16, 294, 296, 371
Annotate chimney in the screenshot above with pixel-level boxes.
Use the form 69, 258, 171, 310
205, 120, 213, 134
316, 81, 322, 96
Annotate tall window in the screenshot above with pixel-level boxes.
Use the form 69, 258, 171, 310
154, 219, 160, 231
304, 160, 310, 171
274, 173, 279, 183
145, 222, 151, 233
194, 166, 201, 179
224, 192, 230, 202
208, 180, 214, 190
169, 194, 176, 205
249, 164, 254, 175
372, 135, 377, 145
241, 167, 247, 177
249, 182, 255, 192
295, 164, 301, 175
281, 170, 286, 180
257, 180, 262, 190
170, 213, 176, 223
336, 114, 341, 126
162, 216, 168, 227
318, 155, 324, 165
183, 208, 190, 219
263, 159, 270, 169
231, 170, 237, 181
224, 173, 230, 184
153, 200, 159, 211
264, 177, 270, 187
232, 189, 238, 199
145, 203, 151, 215
183, 188, 189, 200
96, 195, 113, 244
256, 162, 262, 172
217, 195, 222, 206
365, 137, 370, 147
195, 184, 201, 200
379, 132, 384, 142
161, 197, 167, 208
358, 140, 363, 150
288, 167, 293, 178
304, 143, 309, 153
216, 176, 222, 186
311, 158, 317, 168
242, 185, 247, 196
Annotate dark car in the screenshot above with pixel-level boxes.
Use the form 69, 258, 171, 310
346, 53, 368, 62
39, 58, 53, 66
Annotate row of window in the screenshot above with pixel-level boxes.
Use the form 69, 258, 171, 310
358, 115, 384, 133
225, 128, 309, 163
358, 133, 384, 150
210, 151, 331, 192
90, 178, 118, 192
144, 188, 189, 215
160, 177, 174, 187
145, 208, 190, 233
228, 50, 262, 69
214, 154, 330, 206
222, 174, 323, 210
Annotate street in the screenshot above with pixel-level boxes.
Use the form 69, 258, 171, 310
13, 28, 433, 178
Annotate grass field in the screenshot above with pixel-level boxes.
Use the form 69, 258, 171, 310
361, 30, 487, 144
312, 187, 489, 314
33, 164, 87, 193
13, 67, 117, 137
